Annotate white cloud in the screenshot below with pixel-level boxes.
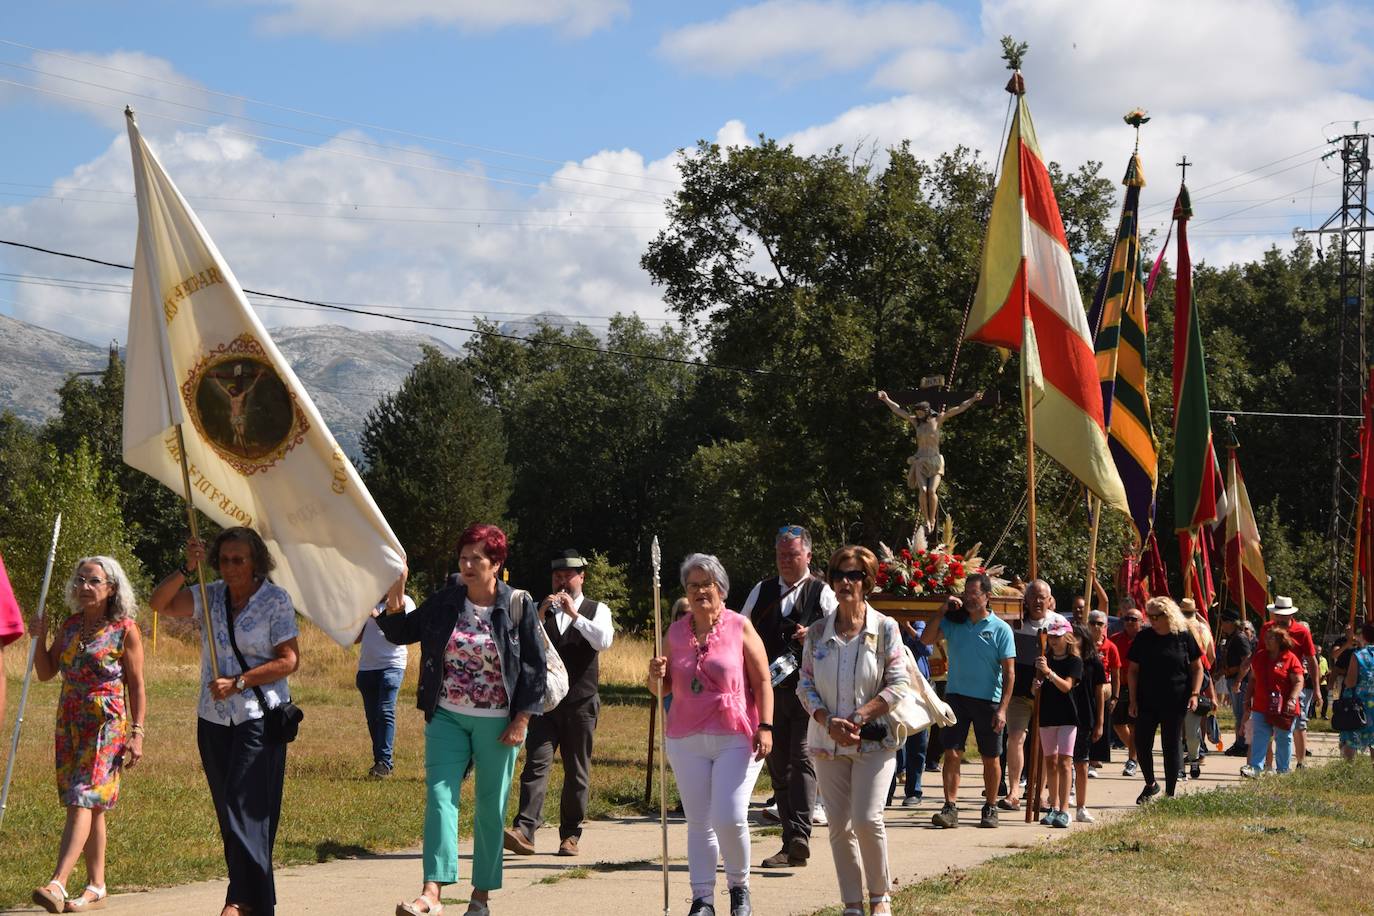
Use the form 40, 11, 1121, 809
0, 49, 234, 133
236, 0, 627, 38
659, 1, 962, 76
0, 117, 682, 348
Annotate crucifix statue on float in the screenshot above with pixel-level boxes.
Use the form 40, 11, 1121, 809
877, 377, 983, 538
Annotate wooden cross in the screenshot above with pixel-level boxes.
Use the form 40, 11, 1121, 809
869, 375, 998, 411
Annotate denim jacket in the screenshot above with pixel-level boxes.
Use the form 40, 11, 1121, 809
377, 580, 546, 721
797, 604, 909, 757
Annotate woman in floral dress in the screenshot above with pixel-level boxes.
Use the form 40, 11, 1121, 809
29, 556, 146, 913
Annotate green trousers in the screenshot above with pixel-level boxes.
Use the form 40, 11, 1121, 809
423, 707, 521, 889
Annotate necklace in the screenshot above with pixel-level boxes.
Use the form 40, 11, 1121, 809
689, 611, 722, 694
77, 614, 103, 652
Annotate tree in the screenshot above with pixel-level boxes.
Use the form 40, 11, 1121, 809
360, 346, 512, 592
641, 137, 1122, 585
43, 349, 189, 576
463, 316, 697, 590
0, 438, 146, 618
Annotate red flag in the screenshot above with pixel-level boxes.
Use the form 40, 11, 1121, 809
0, 551, 24, 648
1121, 532, 1170, 608
1179, 528, 1217, 611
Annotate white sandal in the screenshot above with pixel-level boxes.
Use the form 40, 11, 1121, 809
65, 885, 107, 911
869, 895, 892, 915
32, 881, 67, 914
396, 896, 444, 916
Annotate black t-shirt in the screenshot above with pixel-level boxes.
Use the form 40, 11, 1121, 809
1221, 632, 1253, 675
1039, 653, 1084, 727
1073, 654, 1105, 730
1128, 629, 1202, 711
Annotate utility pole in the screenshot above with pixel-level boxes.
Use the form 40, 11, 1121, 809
1298, 130, 1373, 635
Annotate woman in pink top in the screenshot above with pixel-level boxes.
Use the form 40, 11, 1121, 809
649, 553, 772, 916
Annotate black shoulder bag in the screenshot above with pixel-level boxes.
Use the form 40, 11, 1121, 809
225, 600, 304, 744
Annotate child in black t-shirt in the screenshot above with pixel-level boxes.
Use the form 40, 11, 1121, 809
1035, 620, 1083, 828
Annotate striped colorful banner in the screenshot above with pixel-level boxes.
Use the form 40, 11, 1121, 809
1087, 153, 1158, 543
967, 93, 1129, 514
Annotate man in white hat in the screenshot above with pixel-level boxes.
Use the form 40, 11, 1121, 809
1260, 597, 1319, 766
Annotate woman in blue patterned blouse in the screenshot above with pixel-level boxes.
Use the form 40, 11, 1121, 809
151, 527, 301, 916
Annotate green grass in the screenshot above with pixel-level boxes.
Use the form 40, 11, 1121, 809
0, 627, 712, 908
835, 761, 1374, 916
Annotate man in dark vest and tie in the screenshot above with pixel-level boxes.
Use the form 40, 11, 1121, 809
504, 549, 614, 857
740, 525, 837, 868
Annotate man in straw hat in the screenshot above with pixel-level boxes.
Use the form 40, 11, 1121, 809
1260, 597, 1319, 767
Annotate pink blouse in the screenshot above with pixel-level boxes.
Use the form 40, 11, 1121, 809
665, 609, 759, 739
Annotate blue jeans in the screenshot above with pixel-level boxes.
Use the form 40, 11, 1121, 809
357, 667, 404, 768
1248, 713, 1294, 773
885, 728, 929, 804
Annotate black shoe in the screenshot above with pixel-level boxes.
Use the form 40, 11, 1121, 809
1223, 742, 1248, 757
688, 898, 716, 916
978, 804, 999, 828
932, 801, 959, 828
1136, 782, 1160, 805
1190, 762, 1201, 780
729, 886, 751, 916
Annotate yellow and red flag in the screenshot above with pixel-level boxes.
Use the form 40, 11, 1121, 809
1224, 447, 1268, 616
967, 88, 1128, 513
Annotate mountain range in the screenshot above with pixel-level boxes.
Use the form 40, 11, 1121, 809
0, 314, 458, 459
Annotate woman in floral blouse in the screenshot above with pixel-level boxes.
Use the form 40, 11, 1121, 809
29, 556, 145, 913
378, 524, 547, 916
797, 545, 909, 916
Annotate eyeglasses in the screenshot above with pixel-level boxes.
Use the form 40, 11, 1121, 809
75, 576, 108, 587
778, 525, 805, 537
1146, 613, 1164, 620
219, 555, 252, 567
1089, 620, 1106, 627
829, 569, 866, 583
1123, 616, 1142, 624
685, 580, 717, 593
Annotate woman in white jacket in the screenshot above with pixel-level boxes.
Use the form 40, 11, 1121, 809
796, 546, 909, 916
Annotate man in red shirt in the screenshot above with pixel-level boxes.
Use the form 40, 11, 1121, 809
1260, 597, 1319, 766
1107, 601, 1143, 775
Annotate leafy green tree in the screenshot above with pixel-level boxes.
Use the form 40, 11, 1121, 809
0, 439, 146, 620
361, 346, 512, 592
42, 349, 189, 575
582, 549, 634, 627
463, 316, 696, 590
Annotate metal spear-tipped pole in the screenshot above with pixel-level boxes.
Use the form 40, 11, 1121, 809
651, 536, 670, 915
0, 512, 62, 831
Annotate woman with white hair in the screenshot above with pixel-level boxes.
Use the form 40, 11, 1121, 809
1126, 596, 1202, 804
647, 553, 773, 916
29, 556, 146, 913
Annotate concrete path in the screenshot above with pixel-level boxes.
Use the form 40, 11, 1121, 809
4, 733, 1341, 915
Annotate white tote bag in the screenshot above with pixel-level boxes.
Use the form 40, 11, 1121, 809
510, 589, 570, 713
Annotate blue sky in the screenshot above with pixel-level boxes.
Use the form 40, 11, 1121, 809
2, 1, 1372, 346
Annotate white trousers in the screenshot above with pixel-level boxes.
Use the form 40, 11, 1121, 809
814, 750, 897, 904
666, 732, 765, 901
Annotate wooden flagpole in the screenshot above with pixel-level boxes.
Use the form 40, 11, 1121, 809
1082, 495, 1101, 617
650, 537, 669, 916
174, 426, 220, 678
1026, 348, 1039, 581
1025, 629, 1047, 823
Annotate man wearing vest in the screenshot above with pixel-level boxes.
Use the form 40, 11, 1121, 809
505, 549, 614, 857
740, 525, 838, 868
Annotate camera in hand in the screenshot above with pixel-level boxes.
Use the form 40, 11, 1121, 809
858, 721, 888, 742
943, 597, 969, 624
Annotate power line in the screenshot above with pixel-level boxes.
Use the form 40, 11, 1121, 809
0, 237, 792, 377
0, 37, 681, 188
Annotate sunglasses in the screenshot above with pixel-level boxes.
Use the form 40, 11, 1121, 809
1124, 616, 1142, 624
778, 525, 806, 537
829, 569, 866, 583
1089, 620, 1106, 626
1146, 613, 1164, 620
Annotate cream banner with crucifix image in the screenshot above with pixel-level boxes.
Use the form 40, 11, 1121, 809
121, 110, 406, 646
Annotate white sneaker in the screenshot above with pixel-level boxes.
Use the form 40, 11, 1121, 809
761, 803, 780, 822
812, 802, 828, 827
1086, 768, 1098, 779
1075, 807, 1094, 823
1239, 765, 1259, 779
901, 795, 922, 808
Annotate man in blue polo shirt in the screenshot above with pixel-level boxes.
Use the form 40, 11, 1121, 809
922, 571, 1015, 828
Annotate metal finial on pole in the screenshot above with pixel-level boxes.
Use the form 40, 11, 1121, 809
0, 513, 62, 832
1177, 154, 1192, 184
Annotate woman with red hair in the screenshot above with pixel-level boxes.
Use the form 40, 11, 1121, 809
379, 524, 547, 916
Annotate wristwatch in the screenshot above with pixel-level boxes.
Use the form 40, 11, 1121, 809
235, 675, 247, 693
